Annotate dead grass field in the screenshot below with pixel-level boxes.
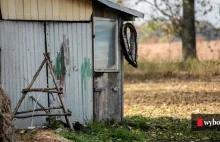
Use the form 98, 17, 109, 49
124, 78, 220, 119
139, 40, 220, 61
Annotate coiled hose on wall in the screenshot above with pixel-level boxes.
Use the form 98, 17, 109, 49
121, 23, 138, 68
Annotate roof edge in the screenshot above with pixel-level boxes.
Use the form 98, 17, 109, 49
94, 0, 144, 19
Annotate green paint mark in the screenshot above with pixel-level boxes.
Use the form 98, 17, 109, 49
81, 58, 92, 91
81, 58, 92, 120
53, 52, 66, 80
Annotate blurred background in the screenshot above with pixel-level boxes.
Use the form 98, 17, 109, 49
109, 1, 220, 140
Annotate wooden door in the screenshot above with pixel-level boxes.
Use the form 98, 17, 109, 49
93, 17, 122, 122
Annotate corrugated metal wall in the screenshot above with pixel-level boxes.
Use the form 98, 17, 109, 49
46, 22, 93, 124
0, 0, 92, 21
0, 21, 48, 128
0, 21, 93, 128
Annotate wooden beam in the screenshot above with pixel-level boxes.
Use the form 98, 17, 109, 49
30, 96, 49, 114
44, 53, 73, 130
22, 89, 62, 94
14, 113, 71, 119
16, 106, 63, 114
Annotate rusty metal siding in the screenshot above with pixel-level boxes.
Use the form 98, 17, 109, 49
46, 22, 93, 124
0, 21, 48, 129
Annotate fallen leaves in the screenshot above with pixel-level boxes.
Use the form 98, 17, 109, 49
124, 79, 220, 119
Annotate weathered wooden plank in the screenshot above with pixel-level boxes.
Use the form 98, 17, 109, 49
15, 113, 71, 119
119, 16, 124, 121
15, 0, 24, 19
85, 0, 92, 20
59, 0, 66, 20
1, 0, 9, 19
93, 11, 122, 122
52, 0, 59, 20
31, 0, 38, 19
1, 0, 92, 21
79, 0, 86, 21
24, 0, 31, 19
16, 106, 63, 114
66, 0, 73, 20
8, 0, 16, 19
46, 0, 53, 20
72, 0, 79, 21
38, 0, 46, 20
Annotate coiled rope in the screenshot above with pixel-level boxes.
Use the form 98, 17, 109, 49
121, 23, 138, 68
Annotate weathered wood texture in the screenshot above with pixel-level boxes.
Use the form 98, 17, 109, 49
14, 112, 71, 119
16, 106, 62, 114
0, 0, 92, 21
93, 3, 124, 123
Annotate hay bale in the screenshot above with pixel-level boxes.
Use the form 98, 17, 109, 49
0, 85, 16, 142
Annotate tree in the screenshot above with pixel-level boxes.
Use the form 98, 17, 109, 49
135, 0, 212, 60
182, 0, 196, 60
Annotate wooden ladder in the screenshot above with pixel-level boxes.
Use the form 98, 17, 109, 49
12, 52, 73, 130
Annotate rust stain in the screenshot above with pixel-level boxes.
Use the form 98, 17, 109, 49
52, 35, 70, 86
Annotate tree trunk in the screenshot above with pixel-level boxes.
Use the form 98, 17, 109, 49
182, 0, 197, 60
0, 85, 16, 142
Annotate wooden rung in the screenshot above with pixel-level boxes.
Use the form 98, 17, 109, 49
22, 89, 63, 94
30, 96, 49, 114
23, 88, 56, 91
16, 106, 63, 114
14, 112, 72, 119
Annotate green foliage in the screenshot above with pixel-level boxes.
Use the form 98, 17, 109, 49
45, 117, 63, 129
124, 59, 220, 82
137, 21, 176, 44
56, 116, 220, 141
56, 120, 149, 142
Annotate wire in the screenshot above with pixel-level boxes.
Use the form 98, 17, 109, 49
30, 88, 46, 128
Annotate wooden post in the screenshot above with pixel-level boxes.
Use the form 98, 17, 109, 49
44, 53, 73, 130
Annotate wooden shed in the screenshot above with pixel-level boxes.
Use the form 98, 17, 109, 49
0, 0, 144, 128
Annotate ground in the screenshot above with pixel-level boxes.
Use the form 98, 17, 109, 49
16, 77, 220, 141
124, 78, 220, 119
17, 130, 70, 142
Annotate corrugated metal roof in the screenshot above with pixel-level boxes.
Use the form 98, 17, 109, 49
93, 0, 144, 18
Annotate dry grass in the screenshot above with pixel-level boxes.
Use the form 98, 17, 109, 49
17, 130, 70, 142
139, 40, 220, 61
124, 78, 220, 119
